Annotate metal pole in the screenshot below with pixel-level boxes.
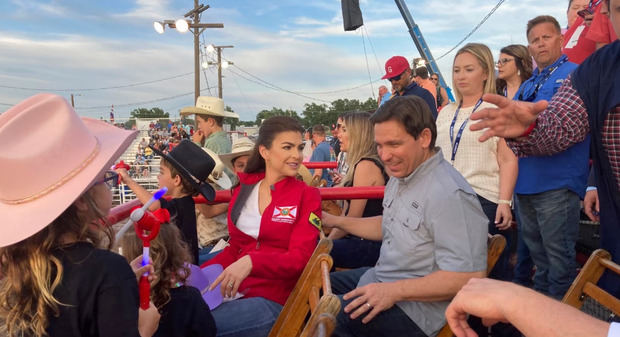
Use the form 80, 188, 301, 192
193, 0, 200, 104
217, 47, 223, 98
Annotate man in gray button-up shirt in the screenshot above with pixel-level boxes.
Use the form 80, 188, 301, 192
324, 96, 487, 337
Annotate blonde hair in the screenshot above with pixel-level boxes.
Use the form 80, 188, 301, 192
452, 43, 497, 104
121, 222, 191, 311
0, 188, 113, 337
341, 111, 379, 186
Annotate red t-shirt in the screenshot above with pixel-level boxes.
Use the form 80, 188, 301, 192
563, 16, 596, 64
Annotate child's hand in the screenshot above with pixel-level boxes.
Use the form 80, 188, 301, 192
192, 130, 205, 144
130, 256, 158, 284
138, 301, 161, 337
115, 167, 130, 183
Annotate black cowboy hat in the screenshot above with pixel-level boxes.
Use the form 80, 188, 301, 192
149, 140, 216, 201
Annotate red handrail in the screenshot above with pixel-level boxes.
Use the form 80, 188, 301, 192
301, 162, 337, 169
107, 186, 385, 224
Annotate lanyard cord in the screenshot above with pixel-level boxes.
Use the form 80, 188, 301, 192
449, 98, 483, 163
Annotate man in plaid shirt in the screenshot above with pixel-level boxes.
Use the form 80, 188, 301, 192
468, 0, 619, 295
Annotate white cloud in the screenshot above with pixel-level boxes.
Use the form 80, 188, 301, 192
1, 0, 572, 121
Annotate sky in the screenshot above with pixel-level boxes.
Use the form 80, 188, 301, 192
0, 0, 569, 122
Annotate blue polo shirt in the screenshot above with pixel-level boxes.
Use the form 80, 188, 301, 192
397, 82, 437, 120
514, 55, 589, 197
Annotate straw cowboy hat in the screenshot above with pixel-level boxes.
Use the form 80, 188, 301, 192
0, 93, 138, 248
149, 140, 216, 201
180, 96, 239, 119
219, 137, 254, 172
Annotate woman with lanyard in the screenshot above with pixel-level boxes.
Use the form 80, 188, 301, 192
435, 43, 518, 282
496, 44, 533, 99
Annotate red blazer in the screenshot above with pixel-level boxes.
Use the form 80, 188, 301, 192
201, 172, 321, 305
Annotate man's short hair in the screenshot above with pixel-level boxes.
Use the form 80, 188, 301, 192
414, 67, 429, 79
526, 15, 562, 37
312, 125, 326, 136
370, 96, 437, 148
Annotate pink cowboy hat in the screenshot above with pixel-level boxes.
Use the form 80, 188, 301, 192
0, 94, 138, 248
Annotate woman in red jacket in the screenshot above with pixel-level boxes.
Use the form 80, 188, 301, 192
201, 116, 322, 337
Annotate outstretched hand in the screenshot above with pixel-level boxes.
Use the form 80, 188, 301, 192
446, 278, 517, 337
469, 94, 548, 142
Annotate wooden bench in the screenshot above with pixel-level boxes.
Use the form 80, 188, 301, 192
268, 239, 341, 337
562, 249, 620, 316
436, 233, 507, 337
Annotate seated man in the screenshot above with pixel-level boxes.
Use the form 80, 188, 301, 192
323, 95, 488, 337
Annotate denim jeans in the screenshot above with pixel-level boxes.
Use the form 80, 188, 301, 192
330, 269, 427, 337
477, 195, 514, 281
210, 297, 282, 337
516, 188, 579, 299
512, 203, 534, 287
331, 236, 382, 269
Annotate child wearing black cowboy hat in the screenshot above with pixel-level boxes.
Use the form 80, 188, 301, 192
116, 139, 216, 264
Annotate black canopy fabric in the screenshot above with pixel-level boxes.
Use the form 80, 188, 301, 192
341, 0, 364, 31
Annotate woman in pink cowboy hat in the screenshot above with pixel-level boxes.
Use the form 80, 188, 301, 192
0, 94, 160, 336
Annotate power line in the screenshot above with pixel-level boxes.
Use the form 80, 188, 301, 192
0, 72, 193, 92
362, 25, 384, 78
360, 28, 376, 99
228, 65, 332, 103
73, 85, 218, 110
435, 0, 507, 60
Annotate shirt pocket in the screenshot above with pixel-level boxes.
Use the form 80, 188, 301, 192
392, 209, 427, 252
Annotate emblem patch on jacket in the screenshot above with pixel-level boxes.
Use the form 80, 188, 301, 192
272, 206, 297, 223
309, 212, 322, 231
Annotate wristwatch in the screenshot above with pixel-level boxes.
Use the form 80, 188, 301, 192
497, 199, 513, 207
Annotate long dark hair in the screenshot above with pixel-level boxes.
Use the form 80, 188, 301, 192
245, 116, 304, 174
496, 44, 533, 95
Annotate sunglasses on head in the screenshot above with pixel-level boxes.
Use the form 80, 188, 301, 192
94, 171, 119, 189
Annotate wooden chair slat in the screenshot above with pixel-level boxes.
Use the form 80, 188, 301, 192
436, 233, 507, 337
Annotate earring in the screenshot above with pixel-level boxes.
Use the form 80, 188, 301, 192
518, 70, 521, 76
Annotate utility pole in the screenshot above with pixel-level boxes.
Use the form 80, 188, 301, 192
205, 44, 234, 98
214, 45, 233, 98
154, 2, 224, 103
70, 93, 81, 108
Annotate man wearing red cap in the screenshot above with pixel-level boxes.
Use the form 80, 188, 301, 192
382, 56, 437, 119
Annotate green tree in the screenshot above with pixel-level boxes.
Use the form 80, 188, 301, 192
255, 107, 300, 126
129, 107, 169, 119
223, 105, 239, 130
301, 103, 329, 128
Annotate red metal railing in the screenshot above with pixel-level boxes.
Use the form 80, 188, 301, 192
301, 162, 337, 169
107, 186, 385, 225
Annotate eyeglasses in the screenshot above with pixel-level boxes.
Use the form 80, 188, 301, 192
94, 171, 119, 189
496, 58, 515, 66
388, 72, 404, 82
430, 77, 438, 81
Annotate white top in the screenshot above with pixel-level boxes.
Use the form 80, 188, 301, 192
609, 322, 620, 337
435, 101, 501, 203
236, 182, 262, 239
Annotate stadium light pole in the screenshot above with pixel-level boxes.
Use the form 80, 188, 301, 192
154, 1, 223, 103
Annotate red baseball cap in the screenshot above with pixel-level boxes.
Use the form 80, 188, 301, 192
382, 56, 410, 80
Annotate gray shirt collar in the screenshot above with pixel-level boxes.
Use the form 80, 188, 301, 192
398, 147, 443, 185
